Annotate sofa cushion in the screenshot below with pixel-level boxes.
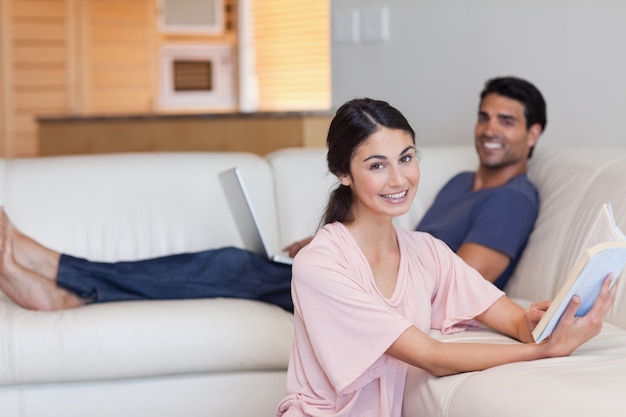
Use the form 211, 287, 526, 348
0, 297, 293, 385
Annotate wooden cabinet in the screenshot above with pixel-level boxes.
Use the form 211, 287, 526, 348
37, 112, 332, 156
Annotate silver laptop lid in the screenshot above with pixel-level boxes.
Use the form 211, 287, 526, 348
218, 167, 293, 265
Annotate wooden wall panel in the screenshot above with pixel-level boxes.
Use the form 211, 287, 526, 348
8, 0, 70, 156
0, 0, 9, 157
83, 0, 154, 114
12, 0, 64, 17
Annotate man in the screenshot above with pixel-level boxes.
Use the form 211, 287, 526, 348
0, 76, 544, 311
416, 76, 545, 289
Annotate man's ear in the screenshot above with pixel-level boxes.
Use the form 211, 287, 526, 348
527, 123, 542, 147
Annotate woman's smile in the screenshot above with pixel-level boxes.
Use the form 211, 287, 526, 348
380, 189, 409, 202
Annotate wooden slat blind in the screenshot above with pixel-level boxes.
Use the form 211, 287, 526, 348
253, 0, 331, 111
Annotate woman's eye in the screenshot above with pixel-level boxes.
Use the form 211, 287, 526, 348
370, 163, 384, 170
400, 155, 412, 164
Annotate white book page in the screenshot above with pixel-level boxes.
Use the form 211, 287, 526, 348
573, 203, 624, 265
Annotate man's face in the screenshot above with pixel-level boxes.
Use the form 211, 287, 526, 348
474, 93, 540, 170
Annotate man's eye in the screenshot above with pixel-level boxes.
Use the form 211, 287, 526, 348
499, 117, 516, 126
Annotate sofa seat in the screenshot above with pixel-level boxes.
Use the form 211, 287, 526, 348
403, 323, 626, 417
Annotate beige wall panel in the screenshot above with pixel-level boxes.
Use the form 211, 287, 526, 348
15, 126, 35, 142
90, 90, 151, 112
82, 0, 153, 114
4, 0, 68, 156
14, 91, 67, 111
13, 44, 66, 64
91, 25, 147, 42
90, 1, 148, 18
91, 68, 151, 87
12, 1, 64, 18
0, 0, 8, 157
15, 113, 37, 131
12, 135, 38, 157
12, 22, 65, 40
89, 45, 149, 65
13, 68, 66, 86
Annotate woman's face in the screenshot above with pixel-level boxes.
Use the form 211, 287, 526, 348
339, 127, 420, 222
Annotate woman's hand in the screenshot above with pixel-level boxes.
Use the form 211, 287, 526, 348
540, 274, 617, 356
523, 300, 550, 333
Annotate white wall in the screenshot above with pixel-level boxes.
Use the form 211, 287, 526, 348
331, 0, 626, 148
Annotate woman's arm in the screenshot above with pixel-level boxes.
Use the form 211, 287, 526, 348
385, 276, 617, 377
474, 296, 537, 343
385, 325, 542, 377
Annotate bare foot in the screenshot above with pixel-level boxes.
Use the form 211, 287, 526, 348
0, 235, 84, 310
0, 207, 61, 280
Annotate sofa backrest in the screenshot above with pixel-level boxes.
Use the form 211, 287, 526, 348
266, 145, 478, 243
2, 146, 625, 329
508, 146, 626, 328
0, 152, 281, 262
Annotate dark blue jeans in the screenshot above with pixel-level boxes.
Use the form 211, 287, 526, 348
57, 247, 293, 312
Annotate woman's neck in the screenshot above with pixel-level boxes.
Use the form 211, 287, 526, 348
344, 217, 400, 298
344, 215, 396, 251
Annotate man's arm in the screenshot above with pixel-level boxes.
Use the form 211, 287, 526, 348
456, 242, 511, 283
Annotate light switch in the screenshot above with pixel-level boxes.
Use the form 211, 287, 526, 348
361, 6, 389, 43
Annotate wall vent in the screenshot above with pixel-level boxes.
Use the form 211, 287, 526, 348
159, 0, 224, 34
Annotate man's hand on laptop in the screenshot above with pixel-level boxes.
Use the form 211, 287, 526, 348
283, 236, 314, 258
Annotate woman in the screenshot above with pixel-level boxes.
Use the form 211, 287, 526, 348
275, 98, 615, 417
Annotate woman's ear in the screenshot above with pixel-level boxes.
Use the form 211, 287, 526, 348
338, 173, 352, 187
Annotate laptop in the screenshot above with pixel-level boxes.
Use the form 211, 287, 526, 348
219, 167, 293, 265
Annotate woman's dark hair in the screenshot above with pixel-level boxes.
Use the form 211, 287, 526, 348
480, 76, 547, 158
322, 98, 415, 225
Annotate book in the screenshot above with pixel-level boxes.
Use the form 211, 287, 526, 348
532, 202, 626, 343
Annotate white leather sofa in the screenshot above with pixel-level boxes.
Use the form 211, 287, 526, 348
0, 145, 625, 417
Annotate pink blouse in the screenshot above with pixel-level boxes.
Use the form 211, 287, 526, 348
276, 222, 504, 417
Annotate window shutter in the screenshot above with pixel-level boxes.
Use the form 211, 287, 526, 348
253, 0, 331, 111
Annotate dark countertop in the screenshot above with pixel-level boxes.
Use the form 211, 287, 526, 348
37, 111, 334, 124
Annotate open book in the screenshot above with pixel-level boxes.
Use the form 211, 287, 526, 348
533, 203, 626, 343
